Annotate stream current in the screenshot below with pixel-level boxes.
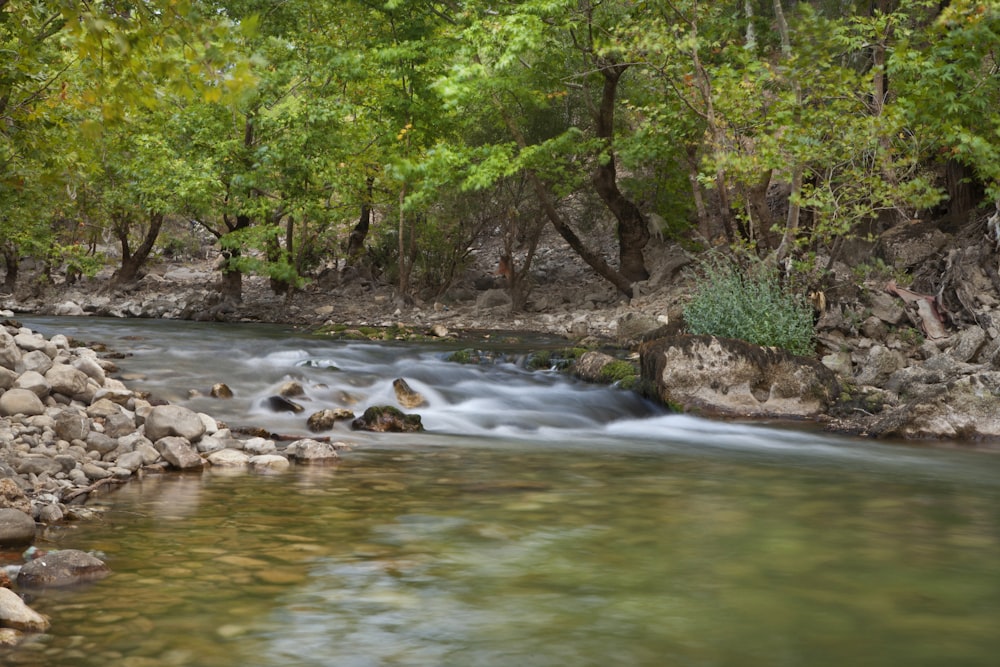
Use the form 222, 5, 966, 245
6, 316, 1000, 666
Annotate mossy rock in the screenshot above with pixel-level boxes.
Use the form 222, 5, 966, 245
351, 405, 424, 433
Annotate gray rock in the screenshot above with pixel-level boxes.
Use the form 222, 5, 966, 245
115, 450, 146, 472
207, 448, 251, 467
0, 388, 46, 417
476, 289, 512, 311
868, 292, 906, 325
81, 463, 112, 480
14, 370, 49, 397
19, 350, 53, 375
572, 351, 619, 382
14, 456, 63, 477
103, 411, 137, 438
285, 439, 341, 463
244, 437, 276, 455
17, 549, 110, 588
0, 366, 17, 390
0, 587, 50, 632
37, 504, 64, 524
615, 312, 662, 345
45, 364, 91, 400
0, 508, 36, 546
855, 345, 907, 386
86, 431, 119, 455
248, 454, 290, 472
144, 404, 207, 442
72, 356, 106, 385
55, 411, 91, 442
0, 332, 21, 371
640, 335, 840, 419
154, 436, 204, 470
948, 325, 987, 363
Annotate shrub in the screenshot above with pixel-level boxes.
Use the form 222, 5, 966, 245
683, 256, 816, 356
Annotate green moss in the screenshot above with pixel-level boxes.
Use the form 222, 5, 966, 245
597, 360, 639, 385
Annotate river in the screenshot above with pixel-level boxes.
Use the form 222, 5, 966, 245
6, 316, 1000, 666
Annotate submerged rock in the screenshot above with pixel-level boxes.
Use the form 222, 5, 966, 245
306, 408, 355, 432
0, 509, 36, 547
16, 549, 110, 588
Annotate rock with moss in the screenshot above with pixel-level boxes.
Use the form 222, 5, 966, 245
641, 335, 840, 419
351, 406, 424, 433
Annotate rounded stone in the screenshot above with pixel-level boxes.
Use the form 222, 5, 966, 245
0, 388, 46, 417
0, 508, 36, 547
16, 549, 110, 588
144, 404, 206, 442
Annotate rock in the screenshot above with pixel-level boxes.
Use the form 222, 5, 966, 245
16, 549, 110, 588
144, 404, 207, 442
285, 439, 341, 463
54, 300, 85, 317
948, 325, 987, 363
429, 324, 450, 337
868, 373, 1000, 439
0, 479, 31, 515
13, 370, 49, 397
244, 437, 276, 455
0, 388, 45, 417
306, 408, 355, 432
572, 351, 618, 382
0, 366, 16, 390
877, 220, 948, 270
640, 335, 840, 419
855, 345, 907, 386
81, 462, 112, 481
87, 398, 125, 419
615, 312, 662, 345
821, 350, 853, 378
265, 395, 305, 413
278, 381, 305, 397
55, 409, 90, 442
210, 383, 233, 398
248, 454, 291, 472
18, 350, 52, 375
72, 356, 106, 385
45, 364, 91, 400
0, 509, 35, 547
115, 450, 146, 472
351, 405, 424, 433
207, 448, 251, 467
0, 332, 21, 371
868, 291, 906, 325
154, 436, 204, 470
393, 378, 426, 409
0, 587, 49, 632
476, 289, 512, 311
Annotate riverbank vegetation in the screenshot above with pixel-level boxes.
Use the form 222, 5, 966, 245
2, 1, 998, 315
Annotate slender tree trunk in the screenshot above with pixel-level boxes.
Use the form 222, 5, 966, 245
347, 175, 375, 260
592, 63, 650, 282
220, 213, 251, 303
772, 0, 803, 265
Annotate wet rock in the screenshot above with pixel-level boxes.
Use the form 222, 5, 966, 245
244, 437, 276, 455
306, 408, 355, 432
16, 549, 110, 588
144, 404, 206, 442
0, 509, 36, 547
641, 335, 839, 419
285, 439, 341, 463
210, 383, 233, 398
351, 405, 424, 433
266, 395, 305, 413
0, 587, 49, 632
572, 351, 618, 382
278, 381, 305, 397
248, 454, 291, 472
393, 378, 426, 409
0, 388, 45, 417
207, 448, 251, 467
154, 436, 204, 470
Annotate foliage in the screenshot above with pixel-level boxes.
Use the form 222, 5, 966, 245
683, 255, 816, 356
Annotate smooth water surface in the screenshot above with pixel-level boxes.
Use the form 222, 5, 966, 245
4, 317, 1000, 667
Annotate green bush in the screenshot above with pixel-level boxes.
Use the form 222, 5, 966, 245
683, 256, 816, 357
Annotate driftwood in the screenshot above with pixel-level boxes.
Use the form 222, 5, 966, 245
885, 279, 948, 340
63, 477, 126, 503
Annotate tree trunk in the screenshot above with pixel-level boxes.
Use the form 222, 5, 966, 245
2, 245, 17, 293
347, 175, 375, 260
592, 63, 649, 282
219, 213, 252, 303
113, 212, 164, 287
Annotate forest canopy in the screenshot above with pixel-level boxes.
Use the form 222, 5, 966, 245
1, 0, 998, 301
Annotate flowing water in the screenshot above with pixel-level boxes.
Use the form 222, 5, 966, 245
4, 317, 1000, 666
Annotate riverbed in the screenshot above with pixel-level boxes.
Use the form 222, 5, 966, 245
5, 317, 1000, 666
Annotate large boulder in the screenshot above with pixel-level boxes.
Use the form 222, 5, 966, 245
285, 439, 341, 463
44, 364, 91, 400
16, 549, 110, 588
154, 436, 204, 470
640, 335, 839, 419
0, 389, 45, 417
0, 508, 36, 547
144, 404, 207, 442
867, 372, 1000, 440
0, 587, 49, 632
